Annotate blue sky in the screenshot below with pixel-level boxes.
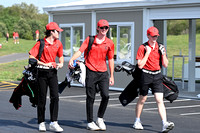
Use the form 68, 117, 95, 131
0, 0, 78, 13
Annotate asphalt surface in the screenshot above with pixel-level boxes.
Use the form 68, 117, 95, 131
0, 53, 200, 133
0, 53, 29, 64
0, 81, 200, 133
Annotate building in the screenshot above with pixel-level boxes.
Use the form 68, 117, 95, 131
43, 0, 200, 92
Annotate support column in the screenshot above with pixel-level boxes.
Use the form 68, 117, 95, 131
188, 19, 196, 92
163, 20, 167, 75
143, 8, 153, 42
91, 10, 96, 36
48, 13, 53, 23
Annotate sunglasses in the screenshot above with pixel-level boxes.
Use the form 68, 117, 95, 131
54, 30, 60, 33
99, 26, 109, 30
150, 35, 158, 38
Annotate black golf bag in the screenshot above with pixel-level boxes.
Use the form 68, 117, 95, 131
162, 76, 179, 103
115, 61, 179, 106
9, 58, 38, 109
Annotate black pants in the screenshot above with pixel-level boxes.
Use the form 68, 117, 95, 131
37, 69, 59, 124
86, 67, 109, 123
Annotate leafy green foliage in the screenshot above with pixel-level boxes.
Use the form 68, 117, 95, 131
167, 19, 200, 35
0, 22, 7, 37
0, 2, 48, 40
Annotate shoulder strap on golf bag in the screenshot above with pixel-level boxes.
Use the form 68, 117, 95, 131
85, 35, 95, 60
38, 39, 45, 61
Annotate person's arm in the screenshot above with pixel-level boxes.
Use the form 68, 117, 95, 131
68, 51, 82, 68
108, 58, 114, 86
161, 54, 168, 68
159, 45, 168, 68
137, 46, 151, 69
56, 56, 64, 69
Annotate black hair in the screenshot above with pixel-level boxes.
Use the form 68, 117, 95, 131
44, 30, 55, 37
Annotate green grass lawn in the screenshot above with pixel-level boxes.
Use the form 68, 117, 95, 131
0, 38, 36, 81
0, 60, 28, 81
0, 34, 199, 81
167, 34, 200, 78
0, 37, 36, 56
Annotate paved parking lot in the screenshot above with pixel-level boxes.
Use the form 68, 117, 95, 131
0, 81, 200, 133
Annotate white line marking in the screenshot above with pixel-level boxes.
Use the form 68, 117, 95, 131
59, 92, 121, 99
80, 95, 161, 103
80, 98, 119, 103
143, 105, 200, 111
180, 112, 200, 116
108, 99, 192, 107
59, 95, 86, 99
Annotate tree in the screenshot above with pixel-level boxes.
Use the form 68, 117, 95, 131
0, 2, 48, 40
167, 20, 189, 35
0, 22, 8, 38
14, 18, 33, 40
29, 20, 46, 39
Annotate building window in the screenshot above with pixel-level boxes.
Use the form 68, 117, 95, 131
60, 23, 85, 60
107, 22, 134, 63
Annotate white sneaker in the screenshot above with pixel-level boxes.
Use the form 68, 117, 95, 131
49, 121, 63, 132
133, 121, 144, 130
39, 122, 46, 132
162, 121, 174, 133
96, 117, 106, 130
87, 122, 100, 131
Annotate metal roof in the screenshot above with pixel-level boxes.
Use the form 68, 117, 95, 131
43, 0, 200, 12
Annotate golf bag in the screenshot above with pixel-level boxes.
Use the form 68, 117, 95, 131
58, 60, 86, 94
162, 76, 179, 103
115, 61, 179, 106
9, 58, 38, 109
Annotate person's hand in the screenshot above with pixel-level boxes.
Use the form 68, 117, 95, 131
68, 59, 74, 68
159, 44, 166, 55
45, 62, 53, 68
145, 45, 151, 54
56, 63, 63, 69
109, 77, 114, 86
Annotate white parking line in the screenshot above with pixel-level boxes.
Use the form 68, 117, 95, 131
108, 99, 192, 107
80, 98, 119, 103
59, 95, 86, 99
180, 112, 200, 116
59, 92, 121, 99
80, 95, 157, 103
143, 105, 200, 111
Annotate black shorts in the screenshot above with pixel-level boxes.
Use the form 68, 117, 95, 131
139, 72, 163, 96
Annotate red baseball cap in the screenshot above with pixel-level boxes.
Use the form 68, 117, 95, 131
147, 26, 160, 36
97, 19, 109, 27
46, 22, 63, 32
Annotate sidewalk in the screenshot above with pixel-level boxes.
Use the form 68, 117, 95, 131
0, 53, 29, 64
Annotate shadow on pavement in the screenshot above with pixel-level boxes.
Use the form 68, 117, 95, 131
0, 119, 37, 130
